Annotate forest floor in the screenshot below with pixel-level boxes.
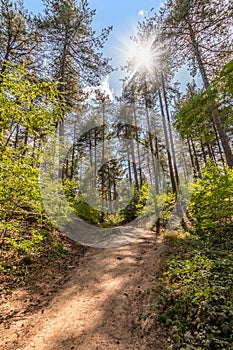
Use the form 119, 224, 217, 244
0, 229, 171, 350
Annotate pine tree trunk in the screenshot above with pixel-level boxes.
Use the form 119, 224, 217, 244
133, 103, 143, 186
201, 141, 207, 165
161, 74, 179, 187
212, 121, 225, 165
158, 85, 177, 193
187, 138, 196, 174
145, 104, 159, 192
188, 21, 233, 167
89, 130, 93, 167
127, 145, 132, 186
14, 124, 19, 148
70, 121, 77, 179
101, 105, 105, 201
130, 139, 139, 189
94, 128, 97, 188
191, 139, 201, 175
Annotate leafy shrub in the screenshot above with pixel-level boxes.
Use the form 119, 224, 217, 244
152, 231, 233, 349
0, 149, 42, 216
152, 163, 233, 349
0, 63, 66, 292
189, 162, 233, 234
63, 178, 150, 226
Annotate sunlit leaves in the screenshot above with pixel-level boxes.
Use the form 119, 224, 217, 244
189, 161, 233, 234
175, 59, 233, 140
0, 62, 65, 216
0, 62, 64, 148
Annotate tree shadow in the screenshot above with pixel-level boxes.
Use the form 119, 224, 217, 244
1, 232, 170, 350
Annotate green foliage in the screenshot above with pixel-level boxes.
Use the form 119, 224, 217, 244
0, 63, 64, 217
151, 162, 233, 349
73, 193, 103, 225
0, 149, 42, 214
159, 192, 176, 227
63, 178, 150, 227
189, 162, 233, 234
62, 178, 103, 225
120, 182, 149, 223
0, 222, 68, 292
175, 59, 233, 141
0, 63, 67, 292
3, 224, 49, 255
0, 62, 63, 146
153, 232, 233, 349
175, 91, 214, 142
39, 0, 112, 101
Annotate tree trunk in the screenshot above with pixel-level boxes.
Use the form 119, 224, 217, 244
101, 105, 105, 200
14, 124, 19, 148
70, 121, 77, 179
161, 74, 179, 187
130, 138, 139, 189
201, 141, 207, 165
191, 138, 201, 175
158, 85, 177, 193
133, 103, 143, 186
187, 137, 196, 175
188, 21, 233, 167
212, 121, 225, 166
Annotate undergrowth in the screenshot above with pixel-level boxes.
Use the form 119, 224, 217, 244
0, 218, 68, 293
152, 230, 233, 350
149, 163, 233, 349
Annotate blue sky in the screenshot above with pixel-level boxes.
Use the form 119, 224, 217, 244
23, 0, 193, 95
88, 0, 164, 95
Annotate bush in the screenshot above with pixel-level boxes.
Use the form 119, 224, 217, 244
153, 233, 233, 349
150, 163, 233, 349
189, 162, 233, 234
0, 149, 43, 217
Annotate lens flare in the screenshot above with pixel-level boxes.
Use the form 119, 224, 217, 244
135, 46, 154, 71
116, 32, 163, 86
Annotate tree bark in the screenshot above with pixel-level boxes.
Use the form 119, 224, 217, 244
161, 74, 179, 187
188, 21, 233, 167
158, 85, 177, 193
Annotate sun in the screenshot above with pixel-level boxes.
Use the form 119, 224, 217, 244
123, 38, 156, 75
114, 29, 163, 87
133, 44, 154, 72
123, 37, 158, 86
117, 32, 162, 87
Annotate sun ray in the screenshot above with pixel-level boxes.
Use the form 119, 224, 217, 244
115, 31, 163, 88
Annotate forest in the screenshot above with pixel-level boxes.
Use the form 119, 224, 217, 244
0, 0, 233, 349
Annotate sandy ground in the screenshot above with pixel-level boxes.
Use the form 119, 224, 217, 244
0, 230, 171, 350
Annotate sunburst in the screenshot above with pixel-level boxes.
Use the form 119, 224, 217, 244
116, 32, 163, 87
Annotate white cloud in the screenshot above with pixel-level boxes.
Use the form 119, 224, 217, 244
84, 76, 114, 102
138, 10, 145, 17
100, 76, 114, 101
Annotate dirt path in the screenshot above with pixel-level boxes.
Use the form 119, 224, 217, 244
0, 231, 170, 350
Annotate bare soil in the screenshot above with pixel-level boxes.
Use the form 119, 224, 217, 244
0, 230, 171, 350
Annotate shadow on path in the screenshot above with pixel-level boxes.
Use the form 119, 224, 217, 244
1, 231, 170, 350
